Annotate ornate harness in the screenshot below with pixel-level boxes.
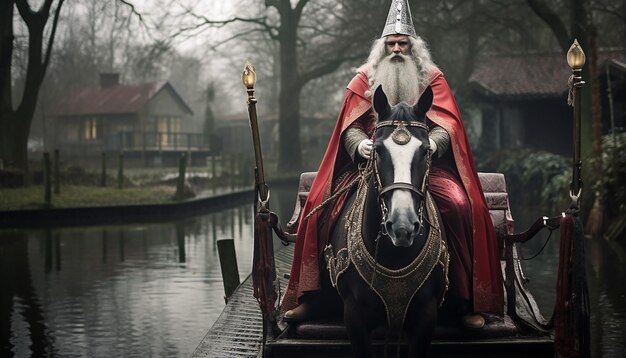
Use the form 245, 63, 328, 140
324, 120, 449, 332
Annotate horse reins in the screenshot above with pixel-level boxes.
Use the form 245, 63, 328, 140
369, 119, 432, 290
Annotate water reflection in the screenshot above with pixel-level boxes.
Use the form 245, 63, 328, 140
521, 228, 626, 358
0, 183, 297, 357
1, 231, 55, 356
1, 181, 624, 357
176, 222, 186, 263
2, 213, 245, 356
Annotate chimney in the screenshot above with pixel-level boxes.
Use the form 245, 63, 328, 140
100, 73, 120, 87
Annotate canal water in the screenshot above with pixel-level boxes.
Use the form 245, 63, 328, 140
1, 184, 625, 357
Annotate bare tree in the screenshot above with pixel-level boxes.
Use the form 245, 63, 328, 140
175, 0, 385, 172
0, 0, 65, 178
413, 0, 558, 91
0, 0, 144, 181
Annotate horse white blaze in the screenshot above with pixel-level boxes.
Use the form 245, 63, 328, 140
382, 136, 422, 244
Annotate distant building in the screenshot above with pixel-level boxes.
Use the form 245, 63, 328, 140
49, 73, 207, 166
215, 111, 333, 162
468, 50, 626, 155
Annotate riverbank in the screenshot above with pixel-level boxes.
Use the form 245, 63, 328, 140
0, 185, 175, 211
0, 176, 300, 229
0, 189, 255, 229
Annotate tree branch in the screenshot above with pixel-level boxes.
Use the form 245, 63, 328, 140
300, 52, 364, 85
41, 0, 54, 14
592, 5, 626, 23
172, 11, 279, 40
42, 0, 64, 73
117, 0, 154, 39
14, 0, 35, 26
526, 0, 571, 52
294, 0, 311, 20
209, 29, 267, 49
118, 0, 144, 23
265, 0, 280, 8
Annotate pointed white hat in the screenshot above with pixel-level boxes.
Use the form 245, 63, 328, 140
381, 0, 417, 38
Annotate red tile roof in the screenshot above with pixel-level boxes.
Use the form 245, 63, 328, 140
50, 81, 167, 116
469, 50, 626, 98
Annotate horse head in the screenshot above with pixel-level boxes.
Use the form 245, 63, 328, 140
372, 85, 433, 248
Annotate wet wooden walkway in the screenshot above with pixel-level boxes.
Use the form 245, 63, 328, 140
191, 244, 294, 358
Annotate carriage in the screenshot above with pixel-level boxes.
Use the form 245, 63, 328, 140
267, 170, 557, 357
194, 168, 562, 358
194, 45, 589, 357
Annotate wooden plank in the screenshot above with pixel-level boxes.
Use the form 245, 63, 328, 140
191, 274, 264, 357
217, 239, 241, 302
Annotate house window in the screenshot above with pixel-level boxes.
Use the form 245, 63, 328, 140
84, 118, 99, 140
158, 117, 169, 146
154, 116, 182, 147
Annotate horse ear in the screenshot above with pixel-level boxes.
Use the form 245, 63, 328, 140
413, 86, 433, 118
373, 85, 390, 117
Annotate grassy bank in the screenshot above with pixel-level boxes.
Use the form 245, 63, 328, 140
0, 185, 174, 211
0, 160, 302, 212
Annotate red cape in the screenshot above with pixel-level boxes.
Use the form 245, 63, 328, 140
282, 69, 503, 315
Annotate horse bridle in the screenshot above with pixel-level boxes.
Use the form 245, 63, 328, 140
372, 120, 432, 234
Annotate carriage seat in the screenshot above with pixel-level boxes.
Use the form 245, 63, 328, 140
285, 172, 515, 243
286, 172, 317, 234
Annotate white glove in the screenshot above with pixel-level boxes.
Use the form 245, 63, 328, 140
357, 139, 373, 159
429, 138, 438, 154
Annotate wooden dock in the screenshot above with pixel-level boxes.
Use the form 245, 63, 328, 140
191, 244, 294, 358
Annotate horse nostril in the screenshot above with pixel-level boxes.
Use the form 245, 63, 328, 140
385, 221, 393, 235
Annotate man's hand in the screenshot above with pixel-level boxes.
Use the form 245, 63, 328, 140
357, 139, 373, 159
429, 138, 438, 154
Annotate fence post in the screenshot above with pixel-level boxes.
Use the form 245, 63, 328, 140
217, 239, 241, 303
118, 151, 124, 189
43, 152, 51, 208
175, 152, 187, 200
53, 149, 60, 194
101, 151, 107, 187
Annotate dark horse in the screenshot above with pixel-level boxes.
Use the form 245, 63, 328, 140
324, 85, 449, 357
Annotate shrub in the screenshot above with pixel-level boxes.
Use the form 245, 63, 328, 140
478, 148, 570, 221
588, 132, 626, 239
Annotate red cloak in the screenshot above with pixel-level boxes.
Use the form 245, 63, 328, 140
281, 68, 503, 315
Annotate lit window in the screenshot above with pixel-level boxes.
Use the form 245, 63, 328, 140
84, 118, 98, 140
158, 117, 168, 146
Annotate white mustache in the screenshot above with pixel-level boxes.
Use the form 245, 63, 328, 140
387, 53, 409, 62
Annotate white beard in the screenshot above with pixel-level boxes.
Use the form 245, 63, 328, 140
371, 53, 421, 106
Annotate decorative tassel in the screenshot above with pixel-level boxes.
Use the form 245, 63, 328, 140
253, 212, 278, 320
554, 213, 591, 358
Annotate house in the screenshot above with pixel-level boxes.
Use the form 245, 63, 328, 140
49, 73, 207, 166
468, 50, 626, 156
